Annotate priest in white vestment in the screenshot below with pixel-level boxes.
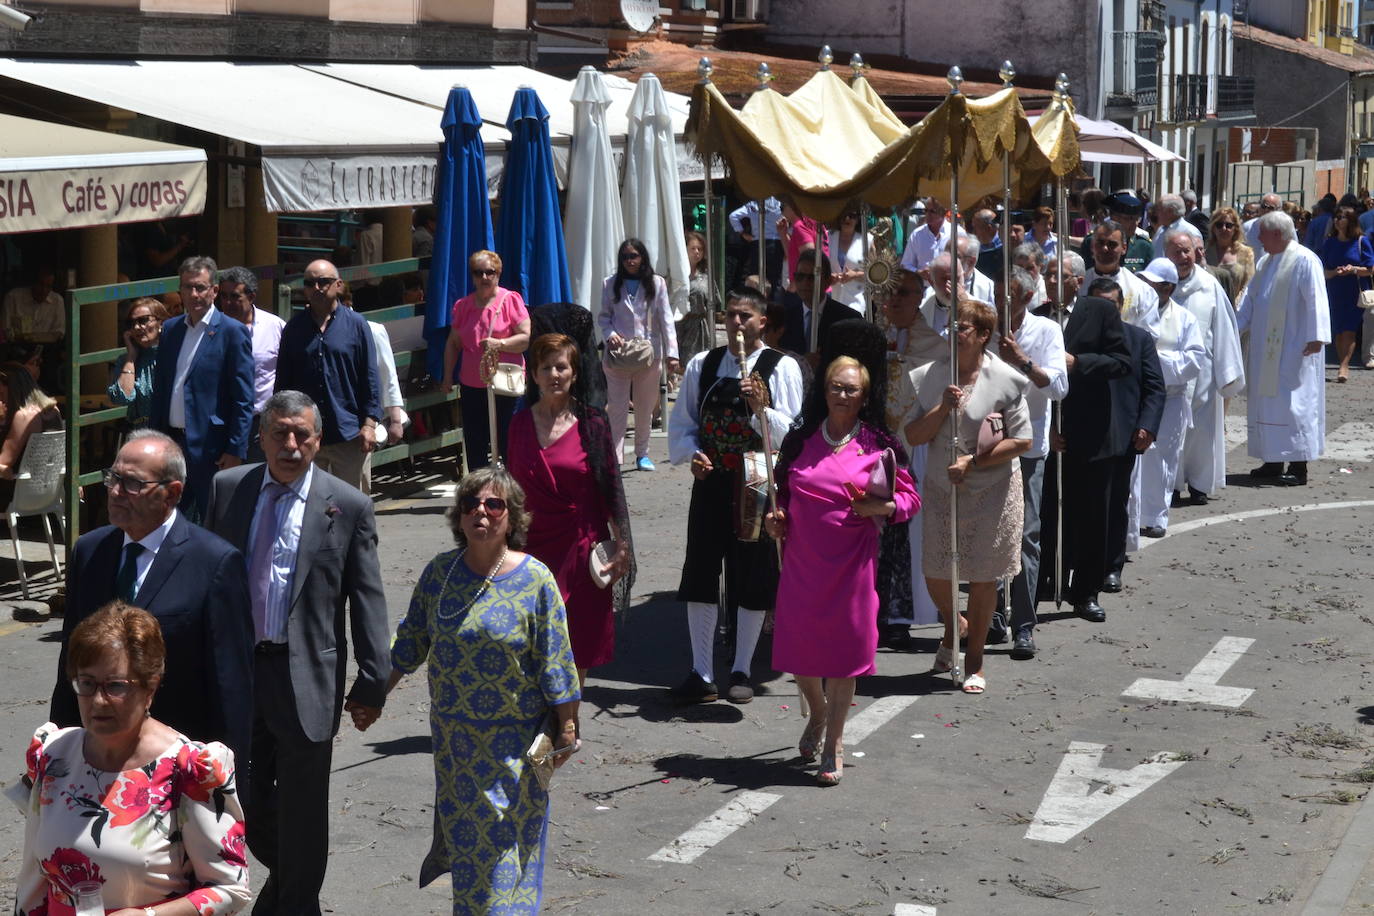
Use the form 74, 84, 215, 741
1235, 211, 1331, 487
1135, 259, 1206, 536
1082, 220, 1161, 335
1165, 231, 1247, 503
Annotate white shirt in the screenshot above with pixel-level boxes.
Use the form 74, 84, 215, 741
169, 304, 218, 430
1081, 266, 1160, 336
826, 227, 872, 313
1, 287, 64, 339
1153, 217, 1204, 258
729, 199, 783, 242
900, 220, 953, 272
368, 321, 404, 411
967, 268, 995, 305
248, 464, 313, 644
998, 313, 1068, 459
918, 289, 951, 337
669, 346, 804, 464
120, 509, 179, 598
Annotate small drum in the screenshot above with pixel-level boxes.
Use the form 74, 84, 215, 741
733, 450, 772, 542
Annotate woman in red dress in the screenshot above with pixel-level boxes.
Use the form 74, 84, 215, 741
507, 333, 635, 683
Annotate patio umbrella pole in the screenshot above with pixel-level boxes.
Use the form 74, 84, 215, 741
945, 66, 964, 688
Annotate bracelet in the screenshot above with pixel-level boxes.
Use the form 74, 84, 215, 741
145, 907, 157, 916
560, 722, 578, 734
120, 369, 136, 375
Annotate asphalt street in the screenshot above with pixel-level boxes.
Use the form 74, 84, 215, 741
2, 369, 1373, 915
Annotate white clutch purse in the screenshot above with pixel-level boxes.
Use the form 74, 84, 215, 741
588, 539, 617, 588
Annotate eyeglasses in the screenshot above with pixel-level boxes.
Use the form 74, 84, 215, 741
826, 383, 864, 398
471, 268, 498, 278
304, 276, 338, 289
102, 469, 171, 495
1214, 221, 1237, 229
1260, 203, 1279, 211
1093, 239, 1122, 250
180, 283, 213, 294
126, 314, 156, 328
71, 676, 137, 700
459, 495, 508, 516
955, 323, 976, 334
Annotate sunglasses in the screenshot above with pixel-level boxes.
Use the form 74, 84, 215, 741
102, 469, 171, 495
71, 676, 137, 699
126, 314, 157, 328
459, 495, 508, 516
304, 276, 338, 289
1214, 221, 1237, 229
471, 268, 498, 278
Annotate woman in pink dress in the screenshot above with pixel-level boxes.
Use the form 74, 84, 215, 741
507, 333, 634, 683
440, 249, 531, 469
765, 356, 919, 787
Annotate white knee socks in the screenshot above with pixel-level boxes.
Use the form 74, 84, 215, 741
686, 602, 767, 684
732, 607, 766, 677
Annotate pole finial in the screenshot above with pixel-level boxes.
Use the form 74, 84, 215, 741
947, 66, 963, 95
1053, 72, 1071, 109
819, 45, 833, 70
850, 52, 866, 79
755, 62, 773, 90
999, 60, 1016, 88
698, 57, 713, 84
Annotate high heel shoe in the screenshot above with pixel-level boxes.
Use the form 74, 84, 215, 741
798, 721, 825, 762
817, 747, 844, 786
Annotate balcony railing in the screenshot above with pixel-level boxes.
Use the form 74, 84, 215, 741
1109, 30, 1161, 108
1215, 75, 1255, 118
1171, 73, 1208, 123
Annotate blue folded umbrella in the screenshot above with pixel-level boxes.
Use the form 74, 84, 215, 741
426, 86, 494, 381
495, 87, 572, 311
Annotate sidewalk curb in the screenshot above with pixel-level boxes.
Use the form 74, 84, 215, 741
1303, 784, 1374, 914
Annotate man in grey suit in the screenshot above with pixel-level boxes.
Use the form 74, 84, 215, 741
205, 389, 390, 916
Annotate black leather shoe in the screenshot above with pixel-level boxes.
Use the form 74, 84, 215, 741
1010, 631, 1037, 660
1074, 600, 1106, 623
1102, 571, 1122, 592
1251, 462, 1284, 479
1188, 487, 1209, 506
1283, 463, 1308, 486
669, 671, 718, 704
1140, 526, 1167, 538
1170, 490, 1185, 508
879, 625, 914, 651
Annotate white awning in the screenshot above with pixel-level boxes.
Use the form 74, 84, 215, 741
0, 112, 206, 233
0, 59, 445, 212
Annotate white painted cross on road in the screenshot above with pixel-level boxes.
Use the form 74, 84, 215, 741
1121, 636, 1255, 707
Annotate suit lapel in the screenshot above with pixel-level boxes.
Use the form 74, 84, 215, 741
290, 471, 332, 612
225, 465, 268, 553
135, 513, 189, 608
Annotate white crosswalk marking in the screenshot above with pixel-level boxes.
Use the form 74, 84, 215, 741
648, 791, 782, 863
843, 695, 919, 746
1225, 417, 1374, 463
1122, 637, 1256, 707
893, 905, 938, 915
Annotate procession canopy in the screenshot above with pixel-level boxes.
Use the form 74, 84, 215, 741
688, 67, 1080, 221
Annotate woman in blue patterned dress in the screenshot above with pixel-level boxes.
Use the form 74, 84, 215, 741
388, 466, 581, 915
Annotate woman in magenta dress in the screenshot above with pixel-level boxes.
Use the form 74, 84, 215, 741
507, 333, 634, 683
765, 356, 919, 787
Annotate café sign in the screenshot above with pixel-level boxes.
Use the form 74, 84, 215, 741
0, 154, 207, 234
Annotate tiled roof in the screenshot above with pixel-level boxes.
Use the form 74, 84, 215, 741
1236, 23, 1374, 73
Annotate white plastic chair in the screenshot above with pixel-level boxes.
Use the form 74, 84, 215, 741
4, 428, 65, 598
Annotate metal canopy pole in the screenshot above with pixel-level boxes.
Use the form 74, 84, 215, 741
807, 46, 833, 355
1052, 73, 1071, 610
945, 66, 964, 688
753, 63, 772, 300
1000, 61, 1016, 333
699, 58, 717, 348
852, 53, 874, 322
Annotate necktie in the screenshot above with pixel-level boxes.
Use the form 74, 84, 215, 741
248, 483, 291, 644
115, 542, 145, 603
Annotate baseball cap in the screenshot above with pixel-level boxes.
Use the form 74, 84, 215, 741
1138, 257, 1179, 285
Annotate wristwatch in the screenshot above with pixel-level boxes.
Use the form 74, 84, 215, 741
1020, 358, 1034, 375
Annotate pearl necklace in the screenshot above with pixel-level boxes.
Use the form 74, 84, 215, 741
437, 546, 509, 621
821, 421, 858, 453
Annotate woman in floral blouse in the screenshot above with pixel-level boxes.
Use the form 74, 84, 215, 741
13, 602, 250, 915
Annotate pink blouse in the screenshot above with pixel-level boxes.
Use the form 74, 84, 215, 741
451, 287, 529, 389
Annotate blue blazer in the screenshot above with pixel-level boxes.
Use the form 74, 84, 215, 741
149, 308, 254, 464
50, 513, 256, 772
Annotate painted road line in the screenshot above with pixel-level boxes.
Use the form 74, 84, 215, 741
844, 695, 919, 746
1025, 741, 1186, 844
893, 905, 937, 915
1122, 636, 1255, 707
648, 791, 782, 863
1323, 421, 1374, 463
1136, 499, 1374, 551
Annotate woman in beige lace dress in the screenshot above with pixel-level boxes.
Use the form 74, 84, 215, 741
904, 299, 1031, 695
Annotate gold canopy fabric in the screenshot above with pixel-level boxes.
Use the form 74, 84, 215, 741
688, 71, 1080, 222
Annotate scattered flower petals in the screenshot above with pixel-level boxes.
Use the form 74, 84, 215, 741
596, 806, 610, 811
911, 733, 925, 739
851, 751, 865, 758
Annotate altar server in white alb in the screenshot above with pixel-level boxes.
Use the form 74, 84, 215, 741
1236, 211, 1331, 487
1135, 258, 1205, 538
1164, 230, 1246, 505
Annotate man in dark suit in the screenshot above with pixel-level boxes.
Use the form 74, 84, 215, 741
1039, 295, 1132, 622
205, 389, 390, 916
149, 255, 255, 522
1104, 321, 1167, 592
50, 429, 254, 767
779, 248, 854, 359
